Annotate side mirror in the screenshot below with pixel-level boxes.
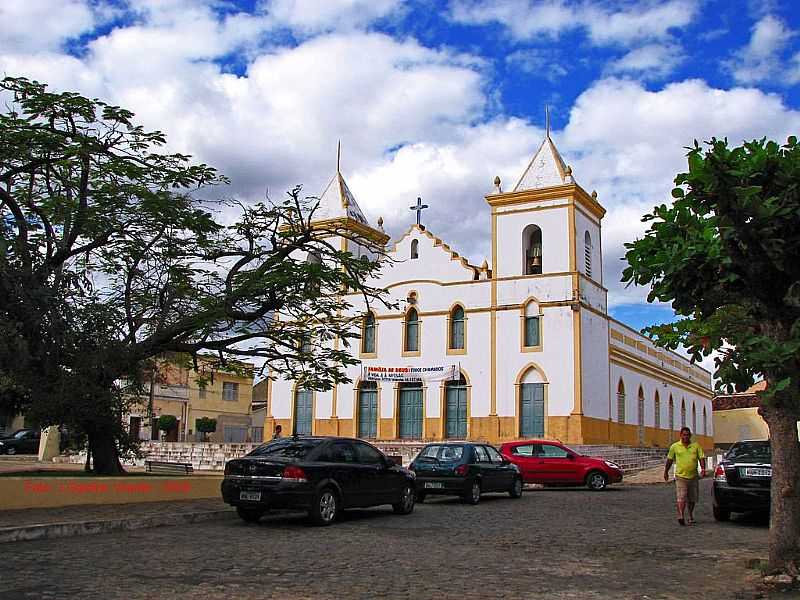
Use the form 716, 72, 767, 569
384, 455, 401, 468
567, 453, 576, 460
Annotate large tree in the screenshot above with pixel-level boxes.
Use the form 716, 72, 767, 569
0, 77, 388, 474
622, 137, 800, 572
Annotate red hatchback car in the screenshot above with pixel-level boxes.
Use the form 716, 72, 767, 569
500, 439, 623, 490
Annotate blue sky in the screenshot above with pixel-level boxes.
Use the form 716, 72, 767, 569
2, 0, 800, 343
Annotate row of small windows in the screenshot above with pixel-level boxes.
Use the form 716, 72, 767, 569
616, 380, 708, 435
361, 302, 541, 354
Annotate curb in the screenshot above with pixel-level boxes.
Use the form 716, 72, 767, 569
0, 509, 235, 544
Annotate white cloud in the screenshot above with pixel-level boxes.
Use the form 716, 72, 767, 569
506, 49, 568, 81
449, 0, 698, 47
262, 0, 404, 33
0, 0, 98, 52
728, 15, 797, 84
606, 43, 685, 80
561, 77, 800, 306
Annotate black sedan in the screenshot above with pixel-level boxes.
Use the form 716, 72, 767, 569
713, 440, 771, 521
0, 429, 41, 455
221, 436, 416, 525
409, 442, 523, 504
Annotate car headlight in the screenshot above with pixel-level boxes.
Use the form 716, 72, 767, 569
0, 441, 5, 446
604, 460, 620, 470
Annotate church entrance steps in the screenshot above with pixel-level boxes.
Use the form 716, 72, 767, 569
53, 441, 672, 474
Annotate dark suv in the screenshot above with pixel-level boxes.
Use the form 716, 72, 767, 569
713, 440, 771, 521
221, 436, 416, 526
409, 442, 523, 504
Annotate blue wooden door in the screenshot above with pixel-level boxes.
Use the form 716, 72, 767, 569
358, 384, 378, 438
294, 390, 313, 435
520, 383, 544, 437
399, 386, 423, 439
445, 384, 467, 439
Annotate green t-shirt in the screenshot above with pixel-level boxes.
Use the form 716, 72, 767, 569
668, 441, 705, 479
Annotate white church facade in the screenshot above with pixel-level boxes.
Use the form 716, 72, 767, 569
266, 135, 714, 450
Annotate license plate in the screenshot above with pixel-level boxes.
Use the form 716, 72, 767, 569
240, 491, 261, 501
424, 482, 444, 489
743, 467, 771, 477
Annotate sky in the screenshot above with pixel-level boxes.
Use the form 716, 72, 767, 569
2, 0, 799, 356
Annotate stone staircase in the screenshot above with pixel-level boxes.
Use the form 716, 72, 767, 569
56, 441, 669, 474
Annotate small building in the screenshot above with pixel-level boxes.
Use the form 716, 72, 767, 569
712, 381, 769, 450
129, 355, 255, 443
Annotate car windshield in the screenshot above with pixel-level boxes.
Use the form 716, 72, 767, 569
247, 439, 322, 459
418, 445, 464, 462
11, 430, 29, 439
726, 442, 771, 462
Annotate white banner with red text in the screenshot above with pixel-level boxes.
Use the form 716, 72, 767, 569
362, 364, 460, 383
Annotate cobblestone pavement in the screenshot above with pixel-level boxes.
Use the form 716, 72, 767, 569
2, 480, 774, 600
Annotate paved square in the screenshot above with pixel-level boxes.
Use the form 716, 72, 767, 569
3, 480, 768, 599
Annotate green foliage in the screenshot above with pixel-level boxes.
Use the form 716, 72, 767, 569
157, 415, 178, 432
0, 76, 391, 473
622, 137, 800, 403
195, 417, 217, 433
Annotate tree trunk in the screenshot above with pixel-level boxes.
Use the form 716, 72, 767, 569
88, 428, 125, 476
761, 403, 800, 572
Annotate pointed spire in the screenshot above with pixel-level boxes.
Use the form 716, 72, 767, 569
545, 105, 551, 139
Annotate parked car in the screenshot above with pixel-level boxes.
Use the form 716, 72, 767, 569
713, 440, 771, 521
221, 436, 416, 526
499, 439, 623, 490
408, 442, 523, 504
0, 429, 41, 455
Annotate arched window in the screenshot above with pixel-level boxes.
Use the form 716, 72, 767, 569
692, 402, 697, 433
361, 313, 375, 354
668, 395, 674, 430
449, 305, 465, 350
680, 398, 686, 428
410, 239, 419, 260
584, 231, 592, 278
523, 224, 543, 275
617, 379, 626, 424
300, 334, 312, 354
357, 381, 378, 439
445, 374, 468, 439
637, 387, 645, 445
654, 390, 661, 429
404, 308, 419, 352
523, 301, 541, 348
702, 405, 708, 436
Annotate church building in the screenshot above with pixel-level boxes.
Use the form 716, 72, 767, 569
266, 133, 714, 449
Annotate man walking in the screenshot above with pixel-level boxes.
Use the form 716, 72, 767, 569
664, 426, 706, 525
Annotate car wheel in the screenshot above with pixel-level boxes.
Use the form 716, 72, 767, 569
509, 477, 523, 499
6, 447, 16, 456
415, 491, 426, 503
309, 487, 339, 526
463, 480, 481, 505
713, 505, 731, 522
393, 484, 415, 515
586, 471, 608, 491
236, 507, 264, 523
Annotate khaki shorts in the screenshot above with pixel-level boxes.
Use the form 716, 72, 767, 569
675, 476, 699, 503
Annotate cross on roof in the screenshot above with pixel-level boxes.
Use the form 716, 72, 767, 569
410, 196, 428, 226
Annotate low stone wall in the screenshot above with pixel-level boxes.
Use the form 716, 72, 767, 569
0, 475, 223, 510
53, 441, 677, 473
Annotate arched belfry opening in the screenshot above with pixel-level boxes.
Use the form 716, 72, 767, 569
522, 224, 543, 275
